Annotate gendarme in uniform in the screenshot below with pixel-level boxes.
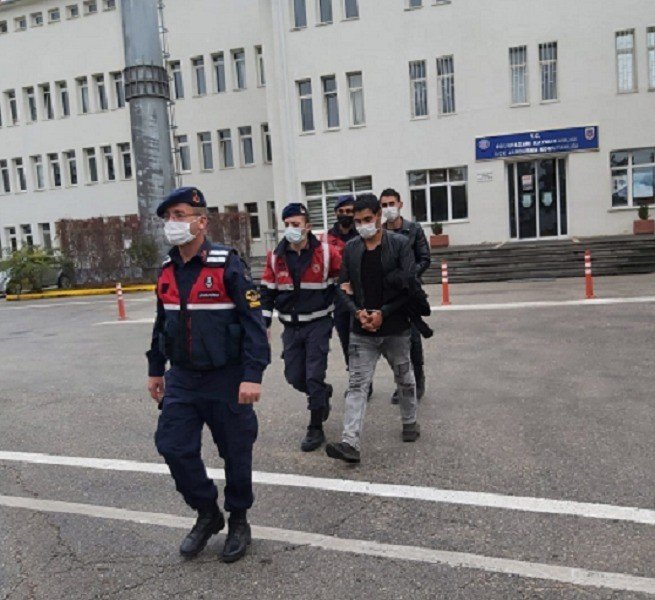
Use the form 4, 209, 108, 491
146, 187, 270, 564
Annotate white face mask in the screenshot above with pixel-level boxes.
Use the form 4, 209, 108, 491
284, 226, 306, 244
382, 206, 400, 222
356, 222, 379, 240
164, 220, 198, 246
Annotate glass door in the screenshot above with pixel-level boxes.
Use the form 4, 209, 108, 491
508, 158, 567, 240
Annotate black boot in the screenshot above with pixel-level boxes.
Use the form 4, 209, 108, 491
179, 505, 225, 557
301, 426, 325, 452
221, 517, 252, 563
325, 441, 361, 463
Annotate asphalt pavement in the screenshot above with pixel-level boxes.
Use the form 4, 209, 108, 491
1, 274, 655, 599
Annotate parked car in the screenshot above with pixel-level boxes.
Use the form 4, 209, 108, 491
1, 259, 75, 295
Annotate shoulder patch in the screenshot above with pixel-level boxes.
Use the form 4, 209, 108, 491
245, 289, 261, 309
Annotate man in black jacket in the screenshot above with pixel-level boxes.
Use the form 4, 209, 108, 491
325, 194, 420, 464
380, 188, 431, 402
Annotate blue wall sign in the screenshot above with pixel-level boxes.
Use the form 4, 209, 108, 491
476, 126, 599, 161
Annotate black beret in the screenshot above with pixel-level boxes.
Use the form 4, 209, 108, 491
156, 187, 206, 217
282, 202, 308, 220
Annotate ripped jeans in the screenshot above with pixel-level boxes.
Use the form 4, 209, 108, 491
342, 331, 417, 451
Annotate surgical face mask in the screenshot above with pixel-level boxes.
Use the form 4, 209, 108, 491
284, 226, 306, 244
356, 222, 378, 240
382, 206, 399, 222
164, 220, 197, 246
337, 214, 354, 229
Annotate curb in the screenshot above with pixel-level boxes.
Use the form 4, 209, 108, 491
5, 285, 155, 302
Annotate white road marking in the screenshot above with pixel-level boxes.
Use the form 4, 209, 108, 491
94, 318, 155, 325
1, 494, 654, 595
0, 297, 152, 312
429, 296, 655, 311
2, 451, 655, 526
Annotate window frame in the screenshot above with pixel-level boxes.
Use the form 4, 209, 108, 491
343, 0, 359, 20
48, 8, 61, 23
261, 123, 273, 164
40, 83, 54, 120
610, 148, 655, 208
647, 26, 655, 92
212, 52, 227, 93
83, 0, 98, 15
616, 29, 637, 94
509, 45, 529, 106
218, 129, 235, 169
169, 61, 185, 100
0, 160, 11, 194
407, 167, 469, 224
321, 74, 340, 130
538, 41, 559, 102
31, 155, 45, 191
317, 0, 333, 25
63, 150, 78, 186
24, 86, 37, 123
101, 145, 116, 182
84, 147, 99, 184
302, 176, 373, 231
436, 54, 456, 115
291, 0, 308, 29
191, 56, 207, 96
66, 4, 80, 19
255, 46, 266, 87
94, 74, 108, 111
15, 16, 27, 31
174, 134, 192, 173
13, 158, 27, 192
245, 202, 261, 240
56, 81, 70, 118
297, 78, 315, 133
232, 49, 247, 90
30, 12, 44, 27
77, 76, 90, 114
409, 60, 428, 118
47, 152, 62, 189
347, 71, 366, 127
118, 143, 133, 179
238, 126, 255, 166
198, 132, 214, 171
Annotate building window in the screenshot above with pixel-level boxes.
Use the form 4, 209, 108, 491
64, 150, 78, 185
5, 227, 18, 251
84, 148, 98, 183
267, 200, 278, 232
318, 0, 333, 24
47, 153, 62, 188
245, 202, 261, 239
103, 0, 116, 10
15, 16, 27, 31
436, 55, 456, 114
347, 72, 365, 126
539, 41, 558, 101
169, 61, 184, 99
239, 126, 255, 166
31, 12, 44, 26
112, 72, 125, 108
232, 49, 246, 90
13, 158, 27, 192
218, 129, 234, 168
212, 52, 226, 92
48, 8, 61, 22
25, 87, 37, 122
344, 0, 359, 19
261, 123, 273, 163
297, 79, 315, 132
31, 155, 45, 190
648, 26, 655, 91
118, 143, 132, 179
0, 21, 7, 34
77, 77, 90, 114
303, 176, 372, 230
40, 84, 54, 120
611, 148, 655, 207
191, 57, 207, 96
66, 4, 80, 19
6, 90, 18, 125
83, 1, 98, 15
0, 160, 10, 193
21, 225, 34, 248
509, 45, 528, 105
198, 132, 213, 170
409, 60, 428, 117
175, 135, 191, 172
94, 74, 108, 110
408, 167, 468, 223
407, 0, 422, 8
293, 0, 307, 28
101, 146, 115, 181
255, 46, 266, 86
616, 30, 637, 93
39, 223, 52, 250
56, 81, 70, 117
322, 75, 339, 129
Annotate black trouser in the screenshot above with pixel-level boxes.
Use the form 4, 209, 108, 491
281, 316, 333, 411
410, 323, 424, 377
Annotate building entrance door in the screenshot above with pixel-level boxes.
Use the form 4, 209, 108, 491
508, 158, 567, 240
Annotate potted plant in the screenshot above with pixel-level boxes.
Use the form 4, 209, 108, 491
634, 202, 655, 235
429, 222, 449, 248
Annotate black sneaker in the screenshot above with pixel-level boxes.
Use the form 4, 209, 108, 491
325, 441, 361, 464
301, 427, 325, 452
402, 422, 421, 442
179, 506, 225, 557
323, 384, 333, 422
221, 520, 251, 564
